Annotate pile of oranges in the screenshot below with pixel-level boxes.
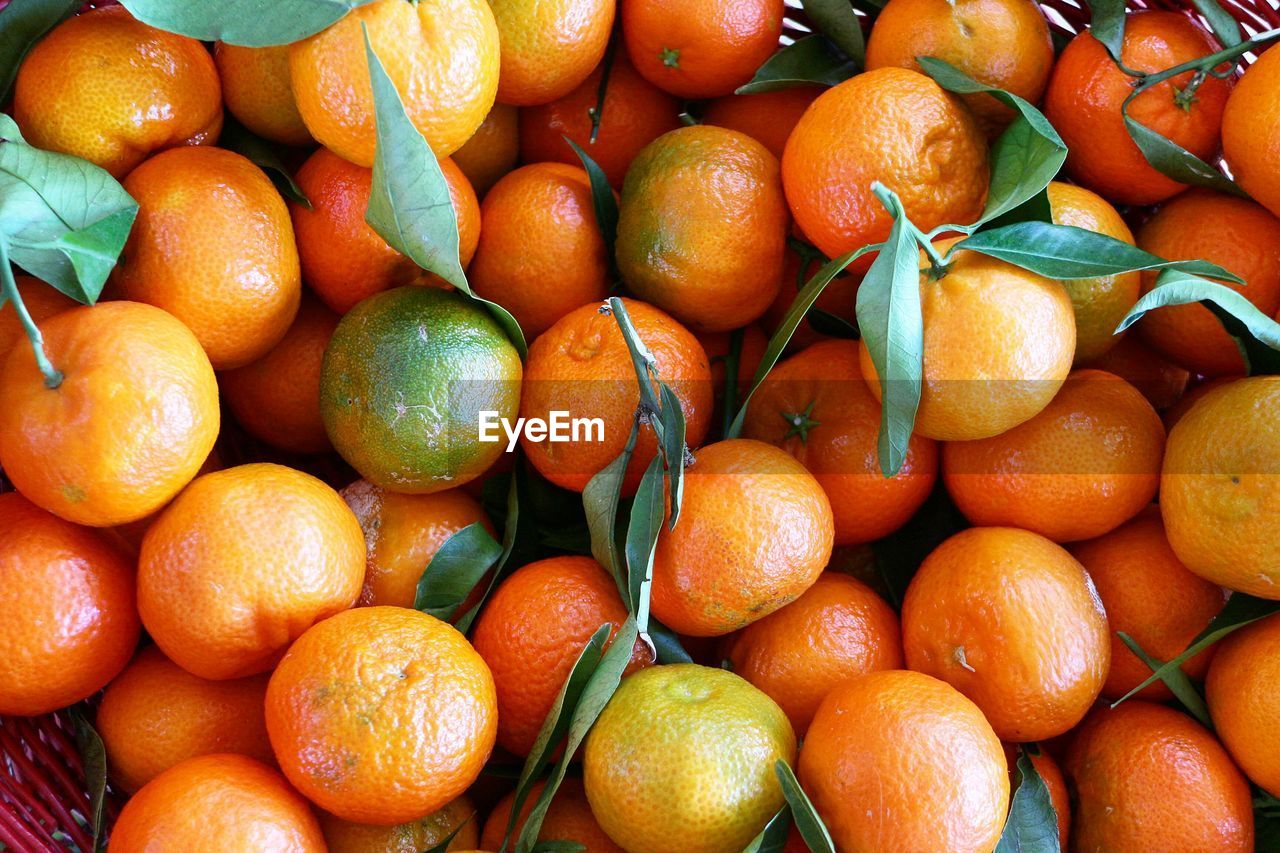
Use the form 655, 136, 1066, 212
2, 0, 1280, 851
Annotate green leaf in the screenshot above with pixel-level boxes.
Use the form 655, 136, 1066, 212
984, 187, 1053, 230
454, 467, 523, 634
421, 812, 476, 853
69, 706, 108, 853
583, 421, 640, 603
1117, 631, 1212, 727
1188, 0, 1243, 47
1123, 115, 1243, 197
736, 36, 858, 94
219, 119, 311, 208
414, 522, 502, 621
648, 620, 693, 664
775, 761, 836, 853
658, 382, 687, 526
529, 843, 587, 853
801, 0, 866, 68
564, 138, 618, 271
996, 747, 1061, 853
743, 807, 793, 853
1084, 0, 1127, 64
117, 0, 379, 46
0, 0, 79, 103
625, 455, 664, 636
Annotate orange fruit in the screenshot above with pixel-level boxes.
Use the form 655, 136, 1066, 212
519, 49, 683, 188
520, 298, 712, 494
1043, 11, 1231, 206
865, 0, 1054, 137
115, 146, 302, 370
0, 301, 219, 527
0, 492, 138, 716
760, 246, 860, 352
452, 104, 520, 196
0, 276, 75, 360
621, 0, 785, 98
96, 645, 274, 793
1163, 376, 1233, 433
220, 295, 341, 455
584, 664, 795, 853
1136, 189, 1280, 377
214, 44, 312, 145
265, 606, 497, 825
138, 463, 365, 680
1046, 181, 1142, 362
651, 439, 834, 637
289, 0, 500, 166
480, 779, 621, 852
1223, 43, 1280, 218
942, 369, 1164, 542
491, 0, 614, 106
743, 339, 938, 546
725, 573, 903, 734
469, 163, 611, 339
617, 125, 788, 332
1006, 747, 1070, 850
107, 754, 325, 852
1064, 702, 1254, 851
798, 670, 1009, 853
472, 556, 651, 756
859, 240, 1076, 441
902, 526, 1110, 741
701, 86, 822, 160
1206, 613, 1280, 797
1161, 376, 1280, 597
1079, 333, 1190, 411
320, 795, 479, 853
782, 67, 989, 267
13, 5, 222, 178
1071, 507, 1227, 701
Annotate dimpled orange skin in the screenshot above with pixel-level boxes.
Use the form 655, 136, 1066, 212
214, 44, 313, 146
480, 779, 622, 852
107, 754, 326, 853
12, 5, 222, 179
1161, 377, 1280, 597
96, 646, 275, 794
901, 527, 1111, 741
701, 87, 822, 160
1224, 44, 1280, 218
782, 68, 989, 269
617, 126, 788, 332
0, 302, 219, 527
490, 0, 614, 106
1080, 333, 1190, 411
0, 493, 139, 717
116, 146, 302, 370
799, 670, 1009, 853
469, 163, 611, 339
289, 0, 499, 166
0, 276, 75, 360
622, 0, 784, 98
651, 439, 834, 637
1043, 12, 1231, 206
725, 573, 903, 734
743, 339, 938, 546
1206, 614, 1280, 797
1136, 189, 1280, 377
942, 369, 1164, 543
1065, 702, 1254, 852
452, 104, 520, 196
265, 606, 497, 825
865, 0, 1054, 136
520, 299, 713, 494
320, 795, 480, 853
138, 464, 365, 680
859, 242, 1076, 441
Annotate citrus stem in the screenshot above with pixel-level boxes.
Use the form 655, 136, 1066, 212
869, 180, 950, 279
1128, 26, 1280, 95
0, 245, 62, 389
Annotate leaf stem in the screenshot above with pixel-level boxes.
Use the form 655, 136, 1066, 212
0, 246, 62, 389
1128, 26, 1280, 94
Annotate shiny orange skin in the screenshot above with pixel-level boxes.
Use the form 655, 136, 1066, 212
617, 125, 788, 332
1162, 376, 1233, 433
289, 0, 500, 165
1072, 508, 1227, 701
1161, 376, 1280, 597
859, 242, 1076, 441
1005, 747, 1071, 851
13, 5, 222, 178
1064, 702, 1254, 852
480, 779, 622, 852
725, 573, 903, 734
782, 68, 989, 268
107, 754, 326, 853
116, 146, 302, 370
701, 86, 821, 160
1206, 613, 1280, 797
214, 44, 312, 146
943, 369, 1164, 542
761, 248, 861, 352
865, 0, 1053, 137
470, 163, 611, 339
472, 556, 651, 756
0, 302, 219, 527
220, 296, 340, 455
1223, 43, 1280, 218
96, 645, 274, 793
622, 0, 785, 98
452, 103, 520, 196
520, 49, 683, 188
265, 607, 497, 825
520, 298, 713, 494
1044, 12, 1231, 206
0, 493, 138, 716
902, 527, 1110, 741
491, 0, 614, 106
1080, 333, 1189, 411
651, 439, 834, 637
0, 276, 75, 360
799, 670, 1009, 853
1136, 189, 1280, 376
138, 464, 365, 680
320, 796, 479, 853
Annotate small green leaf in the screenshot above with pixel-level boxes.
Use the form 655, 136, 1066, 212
564, 138, 618, 271
421, 812, 476, 853
1084, 0, 1127, 64
658, 382, 687, 526
648, 620, 693, 664
1117, 631, 1212, 726
583, 421, 639, 603
219, 119, 311, 208
414, 522, 502, 621
983, 187, 1053, 230
1188, 0, 1243, 47
801, 0, 866, 68
69, 706, 108, 853
736, 36, 858, 94
775, 761, 836, 853
454, 467, 523, 634
996, 747, 1061, 853
625, 455, 665, 636
117, 0, 379, 46
1124, 114, 1243, 197
529, 843, 587, 853
0, 0, 79, 102
743, 806, 793, 853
